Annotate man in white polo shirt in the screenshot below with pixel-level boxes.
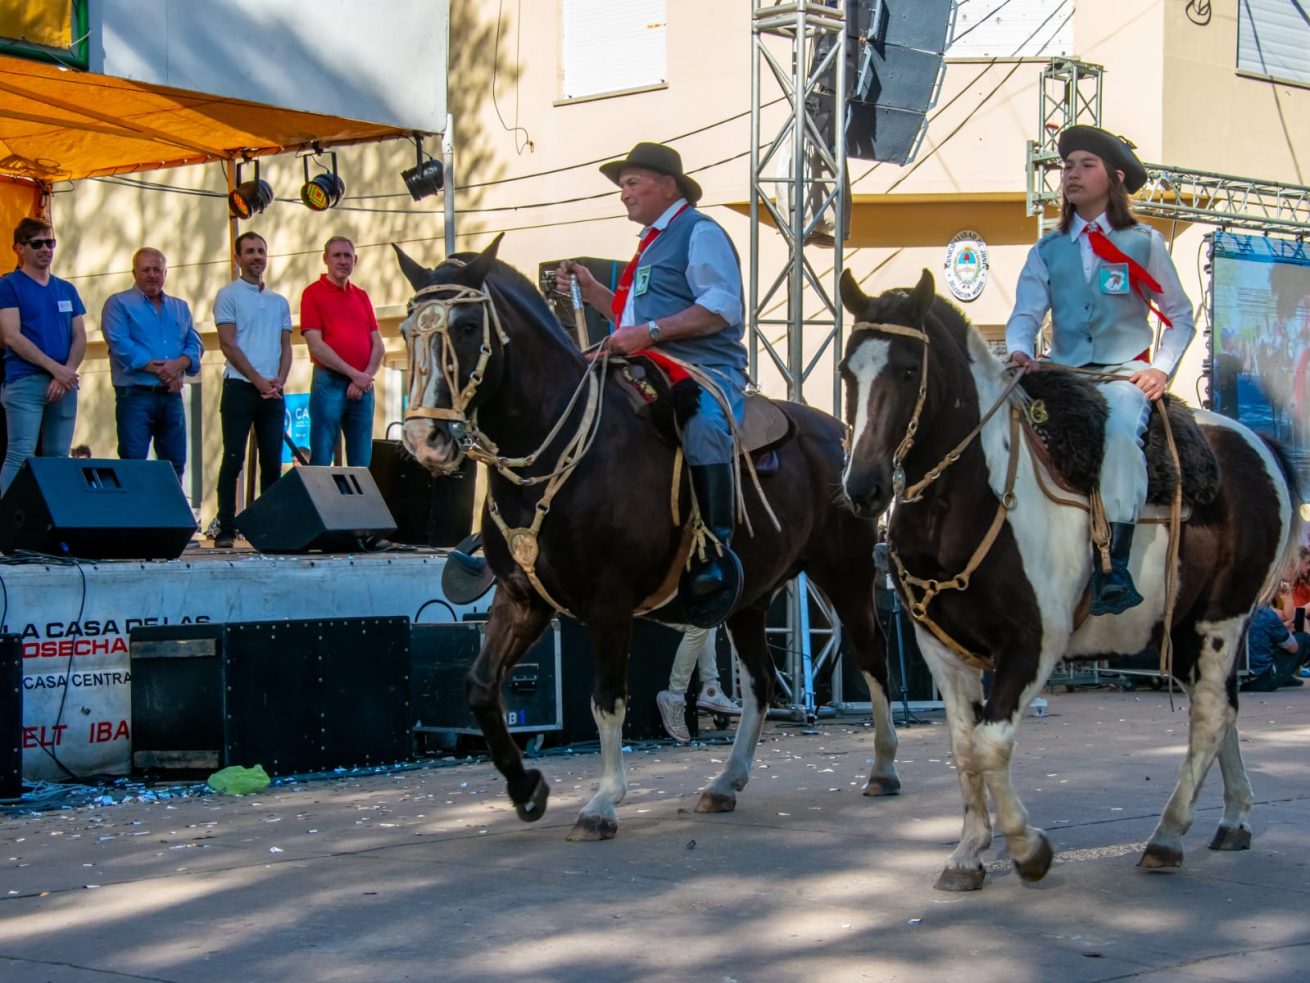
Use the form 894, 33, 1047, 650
212, 231, 292, 548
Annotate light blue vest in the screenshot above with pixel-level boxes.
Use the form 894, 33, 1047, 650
1037, 223, 1155, 366
631, 209, 747, 373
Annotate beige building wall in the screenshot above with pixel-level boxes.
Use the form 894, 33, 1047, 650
43, 0, 1310, 523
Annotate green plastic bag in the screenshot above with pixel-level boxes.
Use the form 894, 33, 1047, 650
207, 764, 271, 795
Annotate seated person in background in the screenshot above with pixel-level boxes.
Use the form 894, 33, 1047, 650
1277, 553, 1310, 675
1244, 597, 1303, 692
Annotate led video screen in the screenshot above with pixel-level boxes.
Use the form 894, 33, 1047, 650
1211, 230, 1310, 494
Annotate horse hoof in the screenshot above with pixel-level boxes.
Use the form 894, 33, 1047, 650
513, 771, 550, 823
1014, 832, 1054, 883
1137, 843, 1184, 871
1208, 825, 1252, 851
695, 791, 737, 813
933, 866, 986, 892
566, 815, 618, 842
861, 777, 902, 797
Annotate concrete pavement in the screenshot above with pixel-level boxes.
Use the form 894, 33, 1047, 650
3, 685, 1309, 982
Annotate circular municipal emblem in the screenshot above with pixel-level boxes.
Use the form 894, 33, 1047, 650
944, 231, 989, 302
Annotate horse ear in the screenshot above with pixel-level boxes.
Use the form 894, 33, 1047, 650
839, 269, 871, 318
909, 268, 936, 325
392, 243, 432, 291
463, 233, 506, 285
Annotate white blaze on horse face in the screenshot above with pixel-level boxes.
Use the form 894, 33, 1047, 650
842, 336, 892, 487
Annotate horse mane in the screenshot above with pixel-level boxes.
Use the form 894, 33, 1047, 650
435, 253, 583, 357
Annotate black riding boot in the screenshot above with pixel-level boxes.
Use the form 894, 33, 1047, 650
1090, 521, 1144, 616
688, 463, 737, 598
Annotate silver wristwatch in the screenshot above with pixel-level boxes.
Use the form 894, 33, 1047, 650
646, 320, 662, 343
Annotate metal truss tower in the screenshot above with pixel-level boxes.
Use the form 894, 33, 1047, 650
1025, 57, 1103, 236
749, 0, 848, 413
747, 1, 849, 721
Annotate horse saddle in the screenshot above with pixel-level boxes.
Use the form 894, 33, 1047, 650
1018, 371, 1221, 508
610, 355, 796, 472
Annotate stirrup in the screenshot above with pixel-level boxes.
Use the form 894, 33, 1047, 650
1089, 566, 1143, 616
679, 550, 743, 628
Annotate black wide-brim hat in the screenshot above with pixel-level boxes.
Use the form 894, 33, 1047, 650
1058, 125, 1148, 194
600, 141, 702, 204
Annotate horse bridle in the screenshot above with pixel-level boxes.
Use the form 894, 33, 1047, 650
849, 319, 1023, 504
404, 278, 509, 472
849, 318, 1025, 672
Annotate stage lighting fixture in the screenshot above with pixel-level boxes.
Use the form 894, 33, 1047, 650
228, 159, 274, 219
401, 136, 444, 201
301, 152, 345, 211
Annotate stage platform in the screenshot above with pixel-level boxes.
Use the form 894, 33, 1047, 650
6, 546, 484, 782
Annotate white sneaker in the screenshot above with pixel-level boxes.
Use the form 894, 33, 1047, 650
656, 690, 690, 743
696, 684, 742, 716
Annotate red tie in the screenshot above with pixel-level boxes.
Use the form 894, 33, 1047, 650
1084, 222, 1173, 327
610, 203, 690, 324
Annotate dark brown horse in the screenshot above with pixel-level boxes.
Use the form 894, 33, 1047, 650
393, 237, 900, 840
839, 269, 1300, 890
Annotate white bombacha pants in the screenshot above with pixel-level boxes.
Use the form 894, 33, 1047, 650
668, 625, 722, 694
1096, 359, 1152, 524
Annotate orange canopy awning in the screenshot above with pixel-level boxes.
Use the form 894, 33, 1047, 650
0, 54, 419, 183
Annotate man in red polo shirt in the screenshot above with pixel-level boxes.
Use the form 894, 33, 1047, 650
299, 236, 383, 466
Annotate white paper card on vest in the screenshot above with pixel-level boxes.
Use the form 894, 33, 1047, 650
1100, 265, 1129, 295
58, 300, 73, 312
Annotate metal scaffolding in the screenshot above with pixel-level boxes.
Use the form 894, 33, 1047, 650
747, 1, 849, 721
749, 0, 848, 413
1025, 57, 1103, 236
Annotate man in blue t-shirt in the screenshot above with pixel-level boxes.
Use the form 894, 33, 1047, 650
0, 218, 86, 493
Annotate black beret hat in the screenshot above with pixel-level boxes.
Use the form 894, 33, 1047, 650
1057, 125, 1148, 194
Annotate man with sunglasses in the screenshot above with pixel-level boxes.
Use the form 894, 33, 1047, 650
0, 218, 86, 493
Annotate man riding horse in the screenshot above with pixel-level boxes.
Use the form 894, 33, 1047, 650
557, 141, 746, 625
1005, 126, 1195, 615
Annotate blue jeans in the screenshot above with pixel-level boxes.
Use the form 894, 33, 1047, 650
115, 386, 187, 478
309, 367, 375, 466
0, 373, 78, 494
682, 365, 746, 466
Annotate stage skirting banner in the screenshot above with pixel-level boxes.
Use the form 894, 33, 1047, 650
6, 553, 482, 782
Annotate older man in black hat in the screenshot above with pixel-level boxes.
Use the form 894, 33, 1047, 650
1005, 125, 1194, 615
558, 141, 747, 625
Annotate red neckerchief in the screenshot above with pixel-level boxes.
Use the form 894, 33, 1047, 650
610, 202, 691, 324
1084, 222, 1173, 327
609, 202, 692, 382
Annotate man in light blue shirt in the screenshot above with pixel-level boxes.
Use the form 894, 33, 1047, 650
101, 247, 203, 478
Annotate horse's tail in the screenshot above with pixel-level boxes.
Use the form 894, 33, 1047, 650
1259, 433, 1304, 601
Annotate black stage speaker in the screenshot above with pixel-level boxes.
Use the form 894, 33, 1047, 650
815, 0, 954, 164
410, 621, 562, 735
130, 618, 411, 775
1, 634, 20, 799
0, 458, 196, 559
539, 257, 625, 348
369, 441, 476, 547
236, 466, 396, 553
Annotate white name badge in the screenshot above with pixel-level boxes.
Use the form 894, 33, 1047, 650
57, 300, 73, 313
634, 266, 651, 296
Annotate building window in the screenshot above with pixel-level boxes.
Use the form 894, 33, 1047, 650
1238, 0, 1310, 89
947, 0, 1073, 60
560, 0, 666, 100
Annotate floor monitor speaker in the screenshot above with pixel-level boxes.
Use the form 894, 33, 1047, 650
237, 466, 396, 553
369, 441, 475, 547
0, 458, 196, 559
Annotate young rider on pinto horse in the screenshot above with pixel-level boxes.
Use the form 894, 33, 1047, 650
1005, 126, 1195, 615
556, 141, 747, 627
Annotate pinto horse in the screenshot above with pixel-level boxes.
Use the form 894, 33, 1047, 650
838, 269, 1300, 891
393, 236, 900, 840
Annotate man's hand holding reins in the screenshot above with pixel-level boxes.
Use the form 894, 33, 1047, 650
604, 324, 652, 357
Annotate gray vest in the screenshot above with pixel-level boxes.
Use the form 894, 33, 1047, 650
631, 209, 747, 373
1038, 223, 1155, 366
